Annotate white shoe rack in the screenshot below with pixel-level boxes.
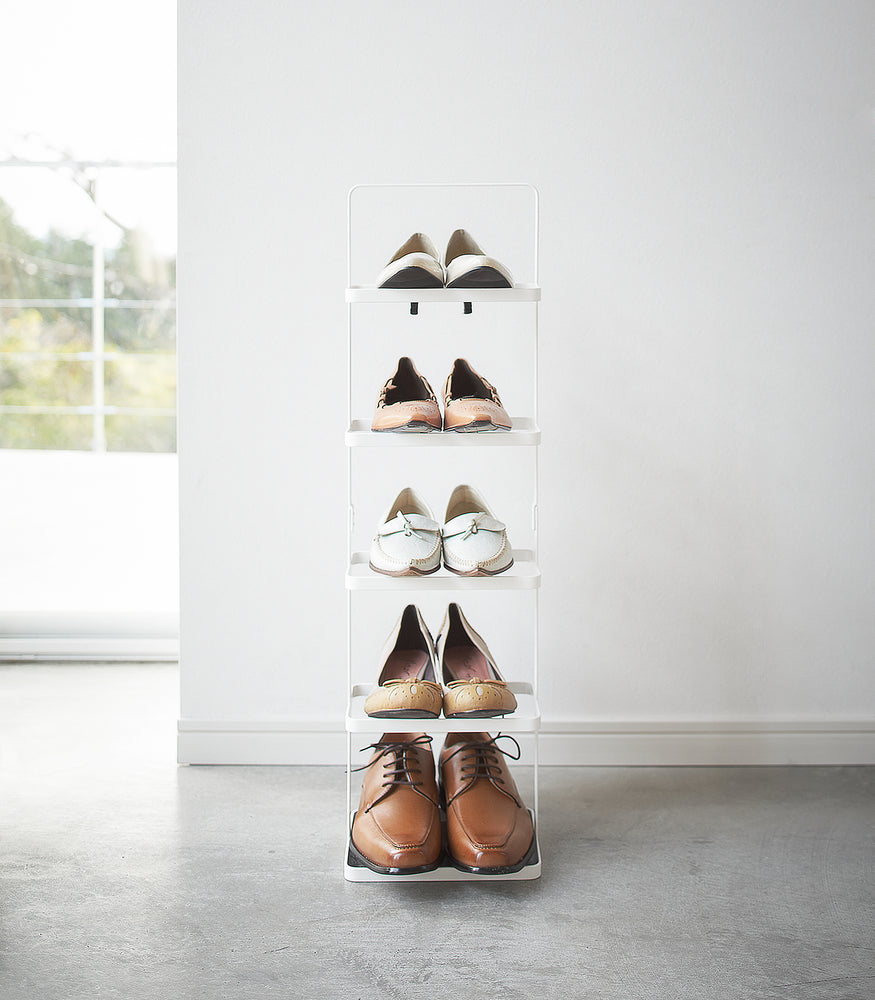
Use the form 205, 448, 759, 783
344, 183, 541, 882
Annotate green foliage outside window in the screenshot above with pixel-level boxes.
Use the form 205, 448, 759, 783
0, 196, 176, 452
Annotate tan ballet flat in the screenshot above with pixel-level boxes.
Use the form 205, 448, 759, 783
364, 605, 442, 719
435, 602, 517, 719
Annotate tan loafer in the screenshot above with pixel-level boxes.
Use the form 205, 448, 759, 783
351, 733, 442, 874
444, 229, 513, 288
364, 605, 442, 719
372, 357, 442, 433
435, 603, 517, 718
443, 358, 511, 433
440, 732, 535, 874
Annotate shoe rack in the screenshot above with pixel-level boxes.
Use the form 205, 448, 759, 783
344, 183, 542, 882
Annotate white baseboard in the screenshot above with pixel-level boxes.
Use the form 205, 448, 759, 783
177, 719, 875, 766
0, 611, 180, 661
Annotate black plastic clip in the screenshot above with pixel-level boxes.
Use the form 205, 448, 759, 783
410, 302, 418, 315
463, 301, 472, 315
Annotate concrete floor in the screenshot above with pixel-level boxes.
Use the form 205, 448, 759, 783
1, 664, 874, 1000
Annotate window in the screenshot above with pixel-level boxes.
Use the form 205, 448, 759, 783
0, 161, 176, 452
0, 2, 177, 658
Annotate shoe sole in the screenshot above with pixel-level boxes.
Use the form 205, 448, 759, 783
447, 421, 511, 433
348, 820, 443, 875
443, 709, 512, 719
443, 558, 514, 578
366, 709, 441, 719
372, 422, 440, 433
446, 267, 512, 288
379, 268, 443, 289
369, 562, 441, 577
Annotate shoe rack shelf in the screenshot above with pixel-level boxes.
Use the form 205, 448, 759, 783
345, 183, 541, 882
346, 550, 541, 590
345, 284, 540, 304
346, 417, 540, 447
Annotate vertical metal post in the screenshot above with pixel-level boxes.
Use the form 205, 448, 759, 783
533, 717, 540, 844
346, 188, 354, 864
532, 185, 540, 844
90, 171, 106, 452
346, 729, 353, 862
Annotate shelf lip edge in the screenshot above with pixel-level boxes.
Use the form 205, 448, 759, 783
346, 553, 540, 590
345, 717, 542, 734
346, 421, 540, 447
346, 570, 541, 591
346, 285, 540, 303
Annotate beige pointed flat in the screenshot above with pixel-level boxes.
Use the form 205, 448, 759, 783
444, 229, 513, 288
377, 233, 444, 288
435, 603, 517, 718
364, 605, 443, 719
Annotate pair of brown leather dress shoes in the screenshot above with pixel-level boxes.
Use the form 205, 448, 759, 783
350, 731, 535, 876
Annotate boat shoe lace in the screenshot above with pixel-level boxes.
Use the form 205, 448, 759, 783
443, 734, 522, 807
380, 511, 440, 541
353, 735, 438, 812
442, 511, 506, 541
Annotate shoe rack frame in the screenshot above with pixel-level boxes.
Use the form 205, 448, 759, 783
344, 183, 542, 882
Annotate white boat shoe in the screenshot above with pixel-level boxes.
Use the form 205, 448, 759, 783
364, 605, 443, 719
435, 603, 517, 718
441, 484, 513, 577
444, 229, 513, 288
377, 233, 444, 289
369, 487, 442, 577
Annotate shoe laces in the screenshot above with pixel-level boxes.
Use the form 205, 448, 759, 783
399, 512, 432, 540
479, 376, 502, 406
377, 379, 397, 406
379, 377, 437, 407
445, 377, 502, 407
443, 734, 522, 808
353, 735, 437, 812
461, 513, 484, 539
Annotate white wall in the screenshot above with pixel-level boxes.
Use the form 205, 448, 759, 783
178, 0, 875, 763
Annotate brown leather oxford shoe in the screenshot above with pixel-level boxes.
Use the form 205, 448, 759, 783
350, 733, 443, 875
440, 732, 535, 874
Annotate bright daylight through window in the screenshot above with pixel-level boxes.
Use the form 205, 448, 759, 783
0, 1, 178, 657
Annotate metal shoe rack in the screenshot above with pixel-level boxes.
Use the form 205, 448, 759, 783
344, 183, 542, 881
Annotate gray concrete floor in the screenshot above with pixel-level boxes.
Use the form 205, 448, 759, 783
1, 663, 873, 1000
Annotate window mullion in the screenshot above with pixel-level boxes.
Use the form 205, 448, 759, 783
90, 170, 106, 452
